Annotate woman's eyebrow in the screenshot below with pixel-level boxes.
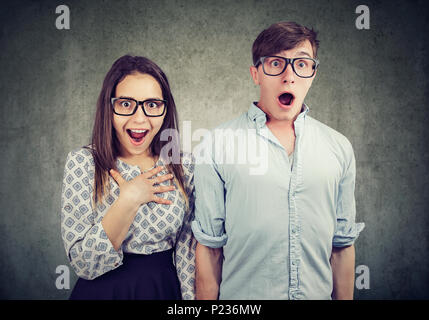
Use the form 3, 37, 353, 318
116, 96, 135, 100
117, 96, 163, 100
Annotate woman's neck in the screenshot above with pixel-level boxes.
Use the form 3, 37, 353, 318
119, 152, 158, 172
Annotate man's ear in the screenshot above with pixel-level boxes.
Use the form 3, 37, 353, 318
250, 66, 260, 85
307, 68, 318, 88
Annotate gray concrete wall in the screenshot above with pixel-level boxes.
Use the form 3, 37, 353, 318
0, 0, 428, 299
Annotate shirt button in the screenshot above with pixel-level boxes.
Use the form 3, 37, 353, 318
291, 291, 303, 300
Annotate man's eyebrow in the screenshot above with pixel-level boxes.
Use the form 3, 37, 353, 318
294, 51, 313, 58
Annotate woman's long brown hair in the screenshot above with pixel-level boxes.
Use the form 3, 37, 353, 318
86, 55, 188, 207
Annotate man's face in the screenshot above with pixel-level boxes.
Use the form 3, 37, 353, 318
250, 39, 317, 123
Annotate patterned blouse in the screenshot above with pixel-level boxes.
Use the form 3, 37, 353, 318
60, 146, 196, 300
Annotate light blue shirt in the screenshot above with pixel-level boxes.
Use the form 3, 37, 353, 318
191, 102, 364, 300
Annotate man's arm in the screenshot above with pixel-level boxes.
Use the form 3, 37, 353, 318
195, 242, 223, 300
330, 244, 355, 299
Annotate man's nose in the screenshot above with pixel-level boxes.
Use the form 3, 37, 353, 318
282, 62, 295, 83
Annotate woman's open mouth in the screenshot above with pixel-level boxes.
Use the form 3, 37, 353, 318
126, 129, 148, 145
278, 92, 295, 108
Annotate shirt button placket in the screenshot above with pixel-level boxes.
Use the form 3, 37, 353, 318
289, 191, 300, 298
289, 120, 303, 300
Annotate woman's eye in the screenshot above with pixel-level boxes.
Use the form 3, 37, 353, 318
121, 101, 132, 108
147, 102, 158, 108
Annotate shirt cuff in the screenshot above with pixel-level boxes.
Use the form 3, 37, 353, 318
332, 222, 365, 247
97, 221, 124, 266
71, 221, 124, 280
191, 220, 227, 248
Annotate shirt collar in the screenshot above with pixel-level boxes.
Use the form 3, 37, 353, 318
247, 101, 310, 128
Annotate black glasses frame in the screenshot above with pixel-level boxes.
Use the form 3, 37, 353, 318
111, 97, 167, 117
255, 56, 320, 78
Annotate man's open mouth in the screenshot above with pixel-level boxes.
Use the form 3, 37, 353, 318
127, 129, 148, 143
278, 92, 294, 106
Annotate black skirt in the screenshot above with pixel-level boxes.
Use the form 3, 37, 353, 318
69, 249, 182, 300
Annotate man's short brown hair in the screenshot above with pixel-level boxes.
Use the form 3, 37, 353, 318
252, 21, 320, 65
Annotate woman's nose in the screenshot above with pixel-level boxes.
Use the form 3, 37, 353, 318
132, 104, 149, 122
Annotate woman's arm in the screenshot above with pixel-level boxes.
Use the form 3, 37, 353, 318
61, 149, 124, 280
61, 149, 174, 279
174, 153, 198, 300
174, 203, 197, 300
103, 166, 174, 251
100, 195, 140, 252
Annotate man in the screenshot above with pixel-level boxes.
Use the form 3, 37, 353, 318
191, 21, 364, 300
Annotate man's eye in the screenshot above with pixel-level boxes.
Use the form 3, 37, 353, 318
271, 60, 281, 67
296, 60, 308, 68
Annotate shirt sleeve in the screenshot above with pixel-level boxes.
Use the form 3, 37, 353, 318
191, 136, 228, 248
60, 148, 124, 280
174, 153, 197, 300
332, 142, 365, 247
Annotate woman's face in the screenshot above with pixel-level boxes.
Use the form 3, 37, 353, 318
113, 72, 166, 159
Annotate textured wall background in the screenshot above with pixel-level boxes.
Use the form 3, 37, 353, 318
0, 0, 428, 299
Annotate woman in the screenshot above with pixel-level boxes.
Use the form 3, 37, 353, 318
60, 55, 196, 300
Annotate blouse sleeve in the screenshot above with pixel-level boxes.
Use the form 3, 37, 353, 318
174, 152, 197, 300
60, 148, 124, 280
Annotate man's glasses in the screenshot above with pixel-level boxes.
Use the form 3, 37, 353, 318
255, 56, 319, 78
111, 97, 167, 117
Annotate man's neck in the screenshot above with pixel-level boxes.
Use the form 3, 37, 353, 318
266, 117, 295, 132
256, 102, 300, 155
256, 101, 302, 133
